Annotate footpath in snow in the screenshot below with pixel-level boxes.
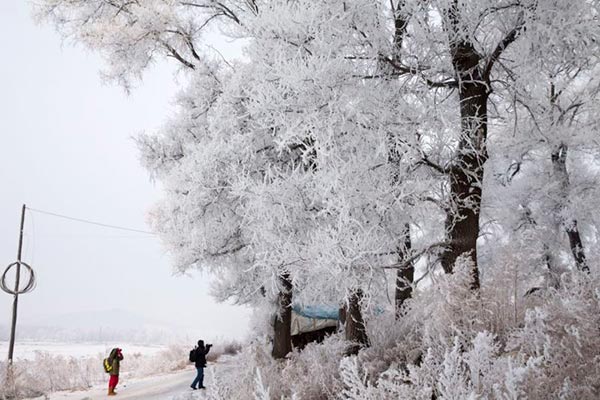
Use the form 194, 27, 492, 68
42, 367, 210, 400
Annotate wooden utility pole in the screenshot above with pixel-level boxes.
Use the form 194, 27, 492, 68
7, 204, 26, 364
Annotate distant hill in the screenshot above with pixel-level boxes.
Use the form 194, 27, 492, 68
32, 308, 161, 330
0, 308, 194, 344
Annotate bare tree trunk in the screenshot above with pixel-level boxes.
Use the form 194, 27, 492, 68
345, 290, 369, 355
272, 273, 293, 359
551, 144, 589, 272
387, 3, 415, 316
395, 224, 413, 318
439, 2, 523, 289
440, 39, 488, 290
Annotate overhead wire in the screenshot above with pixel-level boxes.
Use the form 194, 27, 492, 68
32, 233, 156, 239
2, 206, 156, 295
26, 207, 156, 235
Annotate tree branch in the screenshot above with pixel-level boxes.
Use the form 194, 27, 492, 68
417, 155, 449, 174
483, 15, 526, 80
208, 243, 247, 257
354, 72, 409, 80
165, 29, 202, 61
425, 77, 459, 88
180, 1, 240, 24
161, 40, 196, 69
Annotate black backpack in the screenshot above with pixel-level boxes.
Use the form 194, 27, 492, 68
189, 348, 197, 362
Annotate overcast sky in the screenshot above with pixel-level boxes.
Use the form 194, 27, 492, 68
0, 1, 250, 342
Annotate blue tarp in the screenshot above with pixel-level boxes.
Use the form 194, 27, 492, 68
292, 304, 340, 320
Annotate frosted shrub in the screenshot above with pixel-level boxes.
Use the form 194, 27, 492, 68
336, 262, 600, 399
0, 363, 45, 400
339, 331, 528, 399
419, 259, 488, 347
208, 336, 345, 400
2, 352, 105, 395
356, 310, 420, 382
207, 340, 243, 363
437, 338, 473, 399
254, 369, 271, 400
505, 271, 600, 399
208, 342, 286, 400
339, 356, 432, 400
281, 335, 347, 399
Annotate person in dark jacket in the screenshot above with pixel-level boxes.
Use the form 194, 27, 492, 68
107, 348, 124, 396
190, 340, 212, 390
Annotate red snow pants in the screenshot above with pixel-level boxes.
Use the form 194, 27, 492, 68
109, 375, 119, 389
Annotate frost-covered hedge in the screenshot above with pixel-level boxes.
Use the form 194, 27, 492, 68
205, 263, 600, 400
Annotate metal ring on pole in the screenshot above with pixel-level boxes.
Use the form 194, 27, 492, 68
1, 261, 36, 295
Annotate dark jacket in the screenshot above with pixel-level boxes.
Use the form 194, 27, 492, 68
108, 348, 124, 376
194, 345, 212, 368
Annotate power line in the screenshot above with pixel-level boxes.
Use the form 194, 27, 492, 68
26, 207, 156, 235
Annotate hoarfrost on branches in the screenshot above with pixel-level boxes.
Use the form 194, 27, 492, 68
34, 0, 600, 398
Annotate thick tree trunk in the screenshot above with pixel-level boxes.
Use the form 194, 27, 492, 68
551, 144, 589, 272
441, 47, 488, 290
389, 3, 415, 312
439, 1, 523, 289
345, 290, 369, 355
272, 273, 293, 359
395, 224, 413, 318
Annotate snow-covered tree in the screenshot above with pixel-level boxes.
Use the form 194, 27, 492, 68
36, 2, 600, 395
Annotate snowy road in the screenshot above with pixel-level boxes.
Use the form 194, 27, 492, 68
45, 367, 208, 400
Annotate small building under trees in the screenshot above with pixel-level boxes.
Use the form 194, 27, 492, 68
290, 305, 340, 350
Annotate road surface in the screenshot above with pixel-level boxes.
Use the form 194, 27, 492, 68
45, 367, 209, 400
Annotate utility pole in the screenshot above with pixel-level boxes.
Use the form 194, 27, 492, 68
7, 204, 27, 363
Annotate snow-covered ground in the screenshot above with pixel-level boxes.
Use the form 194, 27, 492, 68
0, 341, 167, 361
40, 367, 208, 400
1, 342, 232, 400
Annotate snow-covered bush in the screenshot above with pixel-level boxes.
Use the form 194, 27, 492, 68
337, 264, 600, 400
0, 352, 104, 398
505, 272, 600, 399
205, 342, 283, 400
0, 363, 45, 400
202, 261, 600, 400
0, 344, 192, 398
207, 340, 244, 363
281, 336, 347, 399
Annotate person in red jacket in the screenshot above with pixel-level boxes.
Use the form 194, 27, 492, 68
107, 348, 123, 396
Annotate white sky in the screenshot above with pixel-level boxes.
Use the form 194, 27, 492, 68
0, 1, 250, 342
